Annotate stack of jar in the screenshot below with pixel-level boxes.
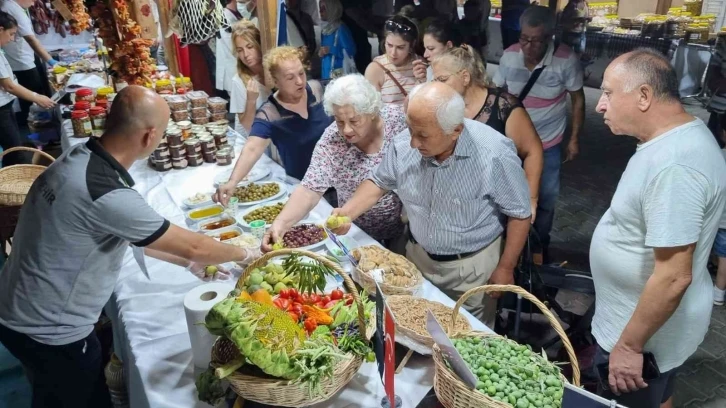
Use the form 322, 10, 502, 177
207, 97, 228, 122
70, 87, 114, 138
166, 95, 189, 122
149, 133, 172, 172
174, 77, 193, 94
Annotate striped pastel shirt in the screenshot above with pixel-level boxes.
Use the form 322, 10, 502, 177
493, 42, 583, 149
373, 55, 418, 106
708, 37, 726, 114
370, 119, 531, 255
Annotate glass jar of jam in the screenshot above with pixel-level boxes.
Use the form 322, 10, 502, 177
177, 121, 192, 140
169, 145, 185, 159
96, 86, 114, 103
152, 147, 170, 161
199, 135, 216, 155
211, 129, 228, 147
216, 146, 235, 166
166, 128, 183, 146
172, 158, 188, 169
187, 153, 203, 167
155, 79, 173, 95
71, 110, 92, 137
89, 106, 107, 137
202, 150, 216, 163
184, 138, 202, 156
153, 158, 172, 172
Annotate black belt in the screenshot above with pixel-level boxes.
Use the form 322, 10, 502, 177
409, 234, 479, 262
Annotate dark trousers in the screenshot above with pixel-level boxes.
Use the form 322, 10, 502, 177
0, 323, 112, 408
13, 66, 45, 125
532, 144, 561, 255
501, 27, 521, 50
0, 100, 28, 166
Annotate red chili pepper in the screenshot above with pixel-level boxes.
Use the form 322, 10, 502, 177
273, 298, 291, 311
278, 288, 291, 299
303, 317, 317, 334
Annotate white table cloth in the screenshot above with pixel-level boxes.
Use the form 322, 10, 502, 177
60, 122, 492, 408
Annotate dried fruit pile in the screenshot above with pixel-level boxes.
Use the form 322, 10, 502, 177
64, 0, 91, 34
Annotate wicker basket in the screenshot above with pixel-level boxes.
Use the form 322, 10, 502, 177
432, 285, 581, 408
0, 147, 55, 206
353, 246, 423, 297
211, 248, 375, 407
387, 295, 471, 351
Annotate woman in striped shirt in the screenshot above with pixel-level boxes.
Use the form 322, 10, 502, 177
364, 15, 424, 105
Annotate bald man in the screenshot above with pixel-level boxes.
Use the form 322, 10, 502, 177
0, 86, 257, 408
591, 49, 726, 408
331, 82, 531, 326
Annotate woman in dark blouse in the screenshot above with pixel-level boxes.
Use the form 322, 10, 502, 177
432, 45, 543, 220
214, 46, 333, 206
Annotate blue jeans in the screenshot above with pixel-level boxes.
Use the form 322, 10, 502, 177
533, 144, 561, 250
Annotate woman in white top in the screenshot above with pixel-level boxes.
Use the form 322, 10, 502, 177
0, 11, 54, 166
228, 20, 271, 136
215, 0, 242, 96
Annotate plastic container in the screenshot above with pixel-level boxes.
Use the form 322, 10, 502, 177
171, 110, 190, 122
184, 138, 202, 156
166, 129, 183, 145
71, 110, 92, 137
191, 116, 210, 125
169, 144, 185, 159
165, 94, 188, 111
90, 106, 107, 137
75, 88, 94, 103
175, 76, 193, 92
73, 101, 91, 112
186, 90, 209, 108
207, 97, 228, 113
196, 213, 237, 231
249, 220, 266, 239
96, 86, 114, 103
210, 112, 227, 122
191, 107, 209, 120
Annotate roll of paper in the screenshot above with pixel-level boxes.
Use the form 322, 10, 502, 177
184, 282, 235, 369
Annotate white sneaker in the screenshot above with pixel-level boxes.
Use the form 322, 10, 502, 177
714, 286, 725, 306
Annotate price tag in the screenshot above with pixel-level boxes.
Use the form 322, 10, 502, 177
426, 310, 478, 388
52, 0, 75, 22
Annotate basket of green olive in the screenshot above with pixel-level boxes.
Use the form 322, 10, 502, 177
242, 201, 286, 225
233, 182, 283, 203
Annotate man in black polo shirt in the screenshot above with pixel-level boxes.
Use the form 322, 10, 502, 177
0, 86, 257, 407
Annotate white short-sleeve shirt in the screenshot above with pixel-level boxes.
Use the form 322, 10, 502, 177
0, 0, 36, 71
590, 119, 726, 372
0, 51, 18, 107
229, 74, 270, 135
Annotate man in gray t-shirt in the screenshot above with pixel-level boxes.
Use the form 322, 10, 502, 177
0, 86, 257, 408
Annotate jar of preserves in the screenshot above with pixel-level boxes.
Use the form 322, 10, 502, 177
177, 121, 192, 140
73, 101, 91, 112
169, 145, 185, 159
75, 88, 94, 103
216, 146, 234, 166
175, 77, 193, 92
199, 135, 216, 154
187, 153, 203, 167
202, 150, 216, 163
152, 147, 170, 161
153, 158, 172, 172
172, 158, 188, 169
95, 99, 108, 111
96, 86, 114, 103
156, 79, 173, 94
184, 138, 202, 156
71, 110, 92, 137
166, 128, 183, 146
212, 129, 228, 147
89, 106, 107, 137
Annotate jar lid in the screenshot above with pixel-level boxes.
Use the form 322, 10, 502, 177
199, 134, 213, 142
211, 129, 226, 136
97, 86, 114, 96
71, 110, 89, 118
166, 128, 182, 135
96, 99, 108, 107
184, 138, 200, 145
177, 120, 191, 127
90, 106, 106, 115
75, 88, 93, 97
74, 101, 91, 110
157, 79, 172, 86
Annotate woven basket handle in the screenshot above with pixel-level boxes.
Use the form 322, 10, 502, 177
236, 248, 367, 337
0, 146, 55, 164
450, 284, 581, 386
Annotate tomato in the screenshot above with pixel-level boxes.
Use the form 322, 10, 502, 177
309, 294, 321, 304
287, 311, 299, 322
330, 289, 344, 301
290, 303, 304, 314
288, 288, 299, 298
323, 300, 339, 309
295, 294, 306, 305
320, 295, 331, 304
278, 288, 290, 299
273, 298, 291, 311
303, 317, 317, 334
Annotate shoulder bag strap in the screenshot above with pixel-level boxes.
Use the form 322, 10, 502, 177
518, 40, 560, 101
374, 60, 408, 97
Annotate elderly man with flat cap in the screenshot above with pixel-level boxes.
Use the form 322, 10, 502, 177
0, 86, 259, 408
331, 82, 532, 327
591, 48, 726, 408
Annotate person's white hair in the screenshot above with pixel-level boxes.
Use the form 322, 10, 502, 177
323, 74, 383, 117
408, 83, 465, 134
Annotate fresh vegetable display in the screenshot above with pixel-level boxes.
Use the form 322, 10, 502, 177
452, 336, 564, 408
238, 262, 297, 295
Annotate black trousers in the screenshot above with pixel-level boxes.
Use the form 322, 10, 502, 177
501, 27, 521, 51
13, 64, 45, 125
0, 323, 112, 408
0, 100, 28, 166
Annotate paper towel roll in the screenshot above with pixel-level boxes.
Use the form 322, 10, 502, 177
184, 282, 235, 369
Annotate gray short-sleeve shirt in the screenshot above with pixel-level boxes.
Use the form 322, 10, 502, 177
0, 139, 169, 345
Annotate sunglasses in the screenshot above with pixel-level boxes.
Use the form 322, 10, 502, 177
385, 19, 415, 34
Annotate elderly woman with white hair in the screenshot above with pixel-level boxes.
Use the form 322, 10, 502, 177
261, 74, 407, 251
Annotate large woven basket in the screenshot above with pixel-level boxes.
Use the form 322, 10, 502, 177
432, 285, 581, 408
0, 147, 55, 206
211, 248, 375, 407
353, 246, 423, 297
386, 295, 471, 351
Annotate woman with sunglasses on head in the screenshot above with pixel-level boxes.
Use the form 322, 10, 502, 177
413, 17, 462, 82
365, 15, 424, 105
432, 45, 543, 221
0, 11, 55, 167
229, 21, 271, 136
214, 46, 332, 205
